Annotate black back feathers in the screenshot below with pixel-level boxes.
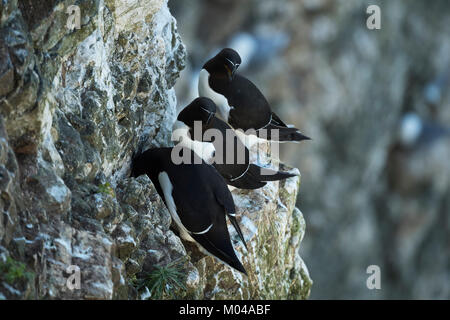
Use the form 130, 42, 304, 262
132, 147, 247, 274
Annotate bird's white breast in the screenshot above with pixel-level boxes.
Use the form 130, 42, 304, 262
172, 120, 216, 164
198, 69, 232, 122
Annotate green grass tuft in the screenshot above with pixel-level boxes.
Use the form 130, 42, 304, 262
98, 182, 115, 197
0, 256, 34, 285
134, 257, 188, 299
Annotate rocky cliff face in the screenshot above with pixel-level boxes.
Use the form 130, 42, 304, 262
0, 0, 311, 299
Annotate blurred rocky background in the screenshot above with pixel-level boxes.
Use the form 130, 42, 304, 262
169, 0, 450, 299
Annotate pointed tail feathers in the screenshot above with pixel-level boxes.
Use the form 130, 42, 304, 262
224, 164, 297, 189
256, 124, 311, 142
227, 174, 267, 190
280, 128, 311, 142
191, 232, 247, 275
247, 164, 297, 182
221, 163, 266, 189
268, 112, 311, 142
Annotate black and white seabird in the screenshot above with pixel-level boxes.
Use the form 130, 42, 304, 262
198, 48, 310, 143
131, 147, 247, 274
174, 97, 298, 189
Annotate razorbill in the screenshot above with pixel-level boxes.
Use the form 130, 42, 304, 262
131, 147, 247, 274
198, 48, 310, 143
175, 97, 298, 189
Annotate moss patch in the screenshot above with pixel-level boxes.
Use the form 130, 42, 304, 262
98, 182, 115, 197
0, 256, 34, 286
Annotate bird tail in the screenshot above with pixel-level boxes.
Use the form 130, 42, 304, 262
227, 178, 266, 190
247, 164, 297, 182
225, 164, 297, 189
224, 164, 267, 190
278, 128, 311, 142
268, 112, 311, 142
257, 125, 311, 142
227, 214, 248, 250
270, 112, 288, 127
192, 232, 247, 275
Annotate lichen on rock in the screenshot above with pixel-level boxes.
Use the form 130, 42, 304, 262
0, 0, 311, 299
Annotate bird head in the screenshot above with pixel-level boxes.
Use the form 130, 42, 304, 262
177, 97, 217, 129
131, 148, 168, 180
203, 48, 241, 82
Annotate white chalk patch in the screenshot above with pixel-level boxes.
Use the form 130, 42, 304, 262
241, 215, 258, 236
47, 185, 69, 203
399, 113, 423, 146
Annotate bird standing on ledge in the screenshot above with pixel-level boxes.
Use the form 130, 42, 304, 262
198, 48, 311, 143
175, 97, 298, 190
132, 147, 247, 275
